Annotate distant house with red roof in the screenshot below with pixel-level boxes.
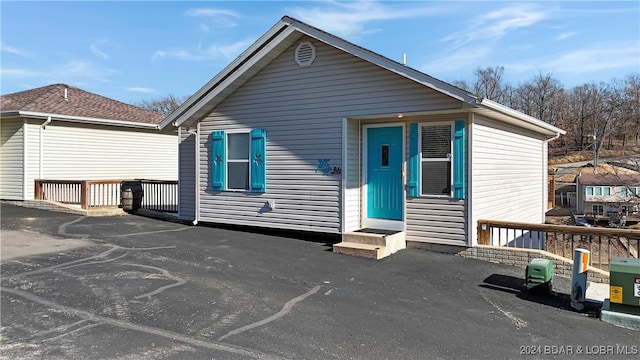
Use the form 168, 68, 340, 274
0, 84, 177, 201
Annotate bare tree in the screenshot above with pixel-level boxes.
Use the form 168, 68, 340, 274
136, 94, 189, 116
472, 66, 507, 104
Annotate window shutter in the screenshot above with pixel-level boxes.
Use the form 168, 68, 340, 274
453, 120, 466, 199
211, 131, 226, 190
408, 123, 420, 198
250, 128, 267, 193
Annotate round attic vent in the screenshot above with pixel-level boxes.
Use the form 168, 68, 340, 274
295, 41, 316, 67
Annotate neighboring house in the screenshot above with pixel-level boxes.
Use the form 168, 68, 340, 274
159, 16, 565, 249
1, 84, 177, 201
576, 173, 640, 218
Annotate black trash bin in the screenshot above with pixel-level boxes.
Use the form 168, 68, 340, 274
121, 180, 143, 212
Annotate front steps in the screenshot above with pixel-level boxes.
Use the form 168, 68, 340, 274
333, 230, 406, 260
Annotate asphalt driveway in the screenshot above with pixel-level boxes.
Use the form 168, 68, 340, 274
1, 203, 638, 359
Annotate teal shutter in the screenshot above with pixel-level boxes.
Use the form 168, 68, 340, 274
250, 128, 266, 192
408, 123, 420, 198
453, 121, 466, 199
211, 131, 226, 190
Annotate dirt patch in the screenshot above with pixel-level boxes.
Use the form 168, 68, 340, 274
1, 230, 93, 262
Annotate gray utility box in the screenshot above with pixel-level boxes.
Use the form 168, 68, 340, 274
609, 257, 640, 315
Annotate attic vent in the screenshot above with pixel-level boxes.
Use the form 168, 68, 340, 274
295, 41, 316, 67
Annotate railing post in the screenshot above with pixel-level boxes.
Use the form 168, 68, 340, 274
34, 180, 42, 200
478, 221, 491, 245
81, 181, 89, 209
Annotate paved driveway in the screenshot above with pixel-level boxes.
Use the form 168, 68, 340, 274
1, 203, 638, 359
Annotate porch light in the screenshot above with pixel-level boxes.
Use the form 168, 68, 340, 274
397, 113, 404, 118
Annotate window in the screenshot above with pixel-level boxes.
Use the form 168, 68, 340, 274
420, 124, 452, 196
408, 121, 466, 199
603, 187, 611, 196
211, 129, 266, 192
593, 204, 604, 215
227, 133, 250, 190
585, 186, 594, 196
594, 187, 602, 196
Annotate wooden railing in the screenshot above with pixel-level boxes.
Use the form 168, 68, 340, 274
34, 179, 178, 213
35, 179, 123, 209
478, 219, 640, 270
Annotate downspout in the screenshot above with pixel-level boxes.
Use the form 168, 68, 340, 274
39, 116, 52, 179
186, 124, 200, 226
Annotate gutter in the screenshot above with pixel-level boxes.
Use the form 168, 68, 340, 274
39, 116, 52, 178
476, 98, 566, 137
4, 111, 161, 130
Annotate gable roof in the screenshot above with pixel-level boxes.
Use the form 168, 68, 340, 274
1, 84, 164, 128
578, 173, 640, 186
160, 16, 565, 138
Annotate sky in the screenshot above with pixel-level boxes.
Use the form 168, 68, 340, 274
1, 1, 639, 106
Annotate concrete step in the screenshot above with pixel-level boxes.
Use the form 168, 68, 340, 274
333, 242, 384, 259
334, 231, 407, 260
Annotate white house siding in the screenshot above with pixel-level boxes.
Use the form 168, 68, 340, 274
178, 127, 196, 221
24, 120, 43, 200
194, 36, 461, 234
39, 121, 177, 181
1, 119, 24, 200
471, 115, 548, 246
403, 113, 468, 245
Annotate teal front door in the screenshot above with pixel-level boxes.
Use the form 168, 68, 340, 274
366, 126, 403, 222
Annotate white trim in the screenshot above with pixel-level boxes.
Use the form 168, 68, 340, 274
163, 25, 297, 128
362, 122, 406, 231
476, 98, 565, 136
468, 113, 475, 247
225, 131, 252, 191
341, 118, 347, 233
22, 118, 28, 200
195, 122, 201, 224
7, 111, 160, 130
418, 121, 454, 198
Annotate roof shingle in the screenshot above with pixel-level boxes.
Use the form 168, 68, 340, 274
0, 84, 164, 124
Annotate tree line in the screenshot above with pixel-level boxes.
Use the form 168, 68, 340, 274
452, 67, 640, 156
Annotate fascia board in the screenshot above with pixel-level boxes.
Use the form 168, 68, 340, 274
161, 20, 295, 129
477, 98, 567, 136
13, 111, 160, 130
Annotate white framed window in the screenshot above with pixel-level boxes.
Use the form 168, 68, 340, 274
586, 186, 594, 196
420, 123, 453, 196
226, 132, 250, 190
593, 204, 604, 215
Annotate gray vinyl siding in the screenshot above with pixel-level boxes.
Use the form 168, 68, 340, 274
344, 119, 361, 232
40, 121, 177, 181
403, 113, 468, 246
178, 127, 196, 221
1, 119, 24, 200
471, 115, 547, 245
195, 37, 461, 233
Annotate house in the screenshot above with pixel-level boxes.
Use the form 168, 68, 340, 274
576, 173, 640, 220
0, 84, 177, 202
159, 16, 565, 254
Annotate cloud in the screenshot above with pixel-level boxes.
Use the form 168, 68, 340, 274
441, 4, 550, 47
0, 67, 39, 77
185, 8, 239, 18
421, 46, 492, 74
288, 0, 447, 38
506, 41, 640, 75
556, 32, 578, 41
153, 38, 253, 61
50, 60, 118, 83
89, 41, 110, 59
1, 42, 29, 57
126, 87, 156, 93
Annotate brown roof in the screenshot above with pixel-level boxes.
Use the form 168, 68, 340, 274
0, 84, 164, 124
578, 173, 640, 186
